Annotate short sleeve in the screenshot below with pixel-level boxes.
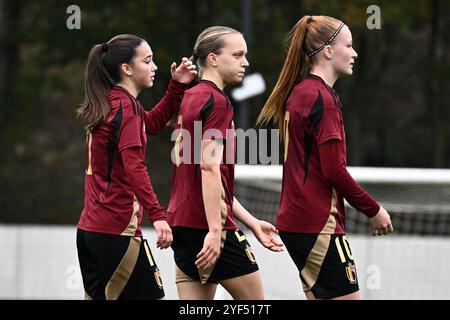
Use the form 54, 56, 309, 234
316, 108, 342, 145
201, 94, 233, 141
116, 100, 143, 152
307, 89, 343, 146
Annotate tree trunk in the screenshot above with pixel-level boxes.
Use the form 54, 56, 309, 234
0, 0, 21, 125
426, 0, 448, 167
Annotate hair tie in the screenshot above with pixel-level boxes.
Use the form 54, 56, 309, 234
101, 43, 108, 53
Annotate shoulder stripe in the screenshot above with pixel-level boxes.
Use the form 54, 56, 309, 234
303, 132, 313, 184
137, 101, 143, 117
106, 140, 116, 192
200, 93, 215, 122
130, 96, 137, 115
199, 80, 232, 109
121, 90, 137, 115
110, 102, 123, 139
307, 89, 324, 132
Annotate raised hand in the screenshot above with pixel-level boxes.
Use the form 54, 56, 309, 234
171, 57, 197, 84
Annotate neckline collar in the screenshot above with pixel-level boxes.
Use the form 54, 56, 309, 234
112, 85, 137, 99
199, 79, 224, 93
307, 73, 336, 92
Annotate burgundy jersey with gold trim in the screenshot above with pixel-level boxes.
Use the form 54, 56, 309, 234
78, 80, 186, 236
167, 80, 238, 230
277, 74, 378, 234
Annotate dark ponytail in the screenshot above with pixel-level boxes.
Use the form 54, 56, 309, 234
76, 34, 144, 131
188, 52, 201, 83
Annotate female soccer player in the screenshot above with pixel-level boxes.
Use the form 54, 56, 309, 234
257, 16, 394, 300
76, 34, 196, 300
167, 26, 284, 300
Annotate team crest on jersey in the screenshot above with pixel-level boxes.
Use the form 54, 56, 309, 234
245, 244, 256, 264
345, 262, 358, 284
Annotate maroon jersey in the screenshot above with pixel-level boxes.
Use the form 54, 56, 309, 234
277, 74, 379, 234
78, 80, 187, 236
167, 80, 238, 230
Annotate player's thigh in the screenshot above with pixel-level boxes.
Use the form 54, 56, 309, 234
177, 280, 217, 300
331, 290, 360, 300
219, 270, 264, 300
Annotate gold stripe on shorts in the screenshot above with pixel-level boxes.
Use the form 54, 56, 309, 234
300, 191, 338, 291
84, 291, 93, 300
175, 265, 196, 283
121, 196, 140, 236
300, 234, 330, 291
105, 237, 141, 300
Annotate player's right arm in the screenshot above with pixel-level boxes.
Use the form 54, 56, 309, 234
116, 97, 172, 248
308, 89, 393, 237
121, 147, 172, 248
195, 139, 223, 270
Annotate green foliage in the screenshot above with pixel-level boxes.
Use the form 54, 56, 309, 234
0, 0, 448, 224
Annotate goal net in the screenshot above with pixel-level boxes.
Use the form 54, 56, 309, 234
234, 165, 450, 299
235, 165, 450, 235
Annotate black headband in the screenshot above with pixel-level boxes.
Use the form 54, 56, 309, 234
308, 22, 345, 57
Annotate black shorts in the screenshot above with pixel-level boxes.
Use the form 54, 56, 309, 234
76, 229, 164, 300
279, 232, 359, 299
171, 227, 259, 284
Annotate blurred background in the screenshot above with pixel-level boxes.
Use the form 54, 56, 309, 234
0, 0, 449, 299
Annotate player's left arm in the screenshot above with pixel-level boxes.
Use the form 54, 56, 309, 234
143, 58, 196, 134
232, 197, 284, 252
